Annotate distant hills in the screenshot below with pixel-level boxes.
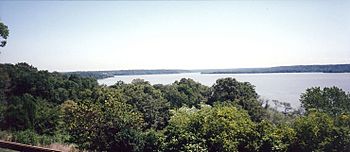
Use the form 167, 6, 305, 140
63, 64, 350, 79
200, 64, 350, 74
64, 69, 190, 79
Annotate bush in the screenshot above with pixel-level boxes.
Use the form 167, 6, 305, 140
12, 130, 69, 146
12, 130, 39, 145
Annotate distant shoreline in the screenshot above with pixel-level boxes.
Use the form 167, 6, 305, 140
64, 64, 350, 79
201, 71, 350, 74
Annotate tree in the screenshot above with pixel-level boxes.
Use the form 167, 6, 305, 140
2, 94, 37, 131
0, 62, 98, 104
163, 106, 207, 152
300, 86, 350, 116
330, 113, 350, 151
0, 21, 9, 47
163, 105, 260, 152
208, 78, 266, 121
114, 79, 170, 129
157, 78, 209, 109
208, 78, 258, 104
0, 65, 10, 103
62, 96, 145, 151
257, 120, 296, 152
34, 99, 62, 135
291, 111, 336, 151
142, 129, 166, 152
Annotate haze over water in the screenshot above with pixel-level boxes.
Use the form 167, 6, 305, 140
99, 73, 350, 108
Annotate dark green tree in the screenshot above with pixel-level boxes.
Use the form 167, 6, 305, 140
300, 86, 350, 116
208, 77, 258, 104
62, 96, 145, 151
34, 99, 62, 135
0, 21, 9, 47
142, 129, 165, 152
156, 78, 209, 108
330, 113, 350, 151
2, 94, 37, 130
113, 79, 170, 129
208, 77, 266, 121
291, 111, 336, 151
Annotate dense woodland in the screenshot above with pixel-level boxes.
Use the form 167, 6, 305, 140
0, 62, 350, 151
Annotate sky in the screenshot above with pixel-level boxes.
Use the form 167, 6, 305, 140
0, 1, 349, 72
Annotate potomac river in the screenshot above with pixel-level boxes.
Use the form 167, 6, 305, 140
98, 73, 350, 108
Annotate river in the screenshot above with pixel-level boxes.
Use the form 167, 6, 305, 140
98, 73, 350, 108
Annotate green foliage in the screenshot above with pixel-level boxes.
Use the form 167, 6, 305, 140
142, 129, 165, 152
0, 21, 9, 47
1, 93, 62, 136
0, 66, 10, 103
156, 78, 209, 109
113, 79, 170, 129
208, 77, 258, 104
300, 86, 350, 116
163, 106, 207, 152
62, 94, 145, 151
3, 94, 36, 130
208, 78, 266, 121
257, 121, 296, 152
12, 130, 68, 146
0, 63, 98, 104
234, 98, 267, 122
12, 130, 41, 145
291, 111, 341, 151
1, 63, 350, 152
0, 62, 99, 146
164, 105, 261, 152
34, 100, 62, 135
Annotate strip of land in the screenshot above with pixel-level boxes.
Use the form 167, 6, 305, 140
63, 64, 350, 79
199, 64, 350, 74
64, 69, 190, 79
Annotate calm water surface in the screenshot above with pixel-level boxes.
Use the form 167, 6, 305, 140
98, 73, 350, 108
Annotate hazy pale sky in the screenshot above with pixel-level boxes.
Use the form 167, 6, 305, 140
0, 1, 349, 72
